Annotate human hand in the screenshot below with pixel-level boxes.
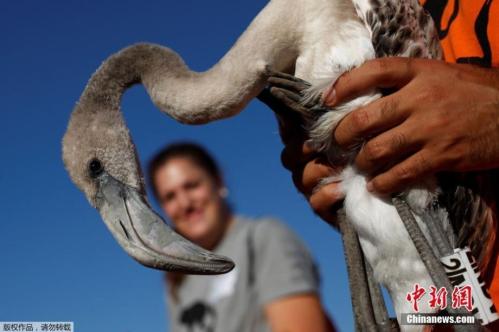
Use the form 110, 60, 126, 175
258, 76, 345, 225
324, 58, 499, 195
279, 124, 345, 226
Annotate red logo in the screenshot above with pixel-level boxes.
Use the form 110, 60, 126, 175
406, 283, 426, 312
429, 286, 448, 310
406, 284, 473, 312
452, 285, 473, 312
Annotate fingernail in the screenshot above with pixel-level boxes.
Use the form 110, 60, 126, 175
366, 181, 374, 192
322, 86, 336, 105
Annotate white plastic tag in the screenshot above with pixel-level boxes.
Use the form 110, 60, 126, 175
441, 247, 499, 325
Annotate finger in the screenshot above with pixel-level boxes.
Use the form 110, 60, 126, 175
258, 88, 305, 143
309, 182, 345, 227
257, 86, 277, 106
367, 150, 436, 195
323, 57, 418, 106
355, 123, 420, 175
334, 91, 409, 148
281, 142, 316, 171
276, 113, 306, 144
301, 157, 338, 194
273, 103, 308, 146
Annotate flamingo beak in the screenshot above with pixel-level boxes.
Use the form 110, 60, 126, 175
93, 171, 235, 274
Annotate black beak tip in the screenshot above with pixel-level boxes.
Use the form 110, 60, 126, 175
195, 256, 236, 275
217, 258, 236, 273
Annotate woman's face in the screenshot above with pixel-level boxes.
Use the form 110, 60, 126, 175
153, 157, 227, 249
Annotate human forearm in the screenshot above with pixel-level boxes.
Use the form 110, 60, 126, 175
265, 293, 336, 332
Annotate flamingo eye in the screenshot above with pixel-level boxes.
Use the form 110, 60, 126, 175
88, 158, 104, 178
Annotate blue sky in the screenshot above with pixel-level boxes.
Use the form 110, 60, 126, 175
0, 1, 383, 330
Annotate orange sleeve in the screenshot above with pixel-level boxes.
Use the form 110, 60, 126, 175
422, 0, 499, 67
421, 0, 499, 311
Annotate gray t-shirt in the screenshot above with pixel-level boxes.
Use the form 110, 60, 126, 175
167, 217, 320, 332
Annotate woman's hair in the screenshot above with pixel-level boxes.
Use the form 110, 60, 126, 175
147, 142, 224, 301
148, 141, 222, 200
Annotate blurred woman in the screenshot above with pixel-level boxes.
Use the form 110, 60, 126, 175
148, 142, 335, 332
